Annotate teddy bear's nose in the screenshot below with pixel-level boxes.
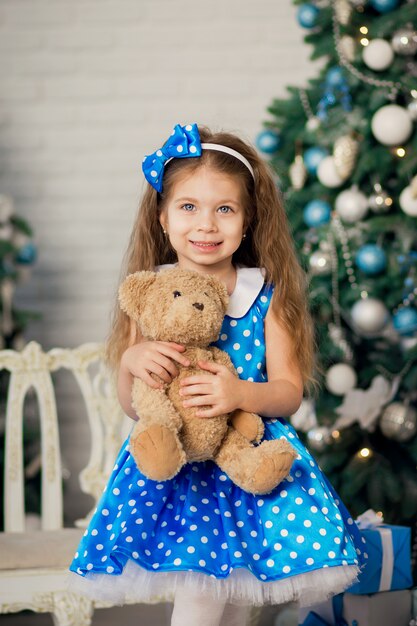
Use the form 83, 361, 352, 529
193, 302, 204, 311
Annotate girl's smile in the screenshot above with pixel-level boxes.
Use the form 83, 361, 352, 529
159, 166, 245, 276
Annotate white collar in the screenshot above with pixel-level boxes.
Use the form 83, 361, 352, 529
227, 267, 265, 318
156, 265, 265, 319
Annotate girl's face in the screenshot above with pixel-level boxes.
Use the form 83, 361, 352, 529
159, 166, 246, 274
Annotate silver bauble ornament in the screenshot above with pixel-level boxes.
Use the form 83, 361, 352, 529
368, 183, 392, 213
307, 426, 331, 452
333, 134, 360, 180
325, 363, 357, 396
309, 250, 332, 276
371, 105, 413, 146
380, 402, 417, 442
391, 27, 417, 56
351, 297, 389, 333
335, 186, 369, 222
289, 154, 307, 190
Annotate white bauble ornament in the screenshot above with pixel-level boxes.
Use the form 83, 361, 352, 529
326, 363, 357, 395
371, 105, 413, 146
335, 186, 369, 222
290, 398, 317, 432
362, 39, 394, 71
408, 98, 417, 122
317, 156, 344, 188
351, 297, 389, 333
399, 177, 417, 216
380, 402, 417, 442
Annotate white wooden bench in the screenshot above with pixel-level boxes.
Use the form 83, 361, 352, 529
0, 341, 263, 626
0, 340, 130, 625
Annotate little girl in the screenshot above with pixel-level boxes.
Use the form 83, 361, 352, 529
69, 123, 366, 625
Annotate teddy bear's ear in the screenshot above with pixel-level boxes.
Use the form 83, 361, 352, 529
206, 274, 229, 312
118, 271, 157, 320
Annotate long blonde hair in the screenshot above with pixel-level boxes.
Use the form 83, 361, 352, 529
106, 126, 319, 395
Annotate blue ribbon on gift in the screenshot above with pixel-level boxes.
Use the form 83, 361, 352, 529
142, 123, 202, 192
300, 595, 347, 626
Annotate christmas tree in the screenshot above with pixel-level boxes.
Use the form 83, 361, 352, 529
257, 0, 417, 525
0, 193, 39, 529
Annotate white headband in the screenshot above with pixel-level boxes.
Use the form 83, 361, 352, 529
164, 143, 255, 180
200, 143, 255, 179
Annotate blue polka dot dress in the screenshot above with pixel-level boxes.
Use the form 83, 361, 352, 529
68, 268, 366, 607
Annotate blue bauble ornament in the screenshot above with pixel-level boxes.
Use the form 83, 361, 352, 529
355, 244, 387, 275
15, 242, 37, 265
304, 146, 329, 175
393, 307, 417, 336
370, 0, 399, 13
303, 200, 332, 228
325, 67, 345, 88
255, 129, 280, 154
297, 4, 320, 29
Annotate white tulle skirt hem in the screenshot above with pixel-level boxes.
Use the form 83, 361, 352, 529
67, 560, 360, 607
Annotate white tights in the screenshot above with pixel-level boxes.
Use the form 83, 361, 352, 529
171, 589, 249, 626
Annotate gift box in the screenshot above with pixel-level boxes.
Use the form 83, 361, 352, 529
343, 589, 411, 626
348, 510, 412, 595
411, 586, 417, 622
299, 590, 412, 626
298, 595, 346, 626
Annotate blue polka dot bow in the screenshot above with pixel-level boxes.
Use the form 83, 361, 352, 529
142, 123, 202, 192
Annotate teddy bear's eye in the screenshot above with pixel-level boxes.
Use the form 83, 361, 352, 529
173, 290, 181, 298
204, 292, 209, 297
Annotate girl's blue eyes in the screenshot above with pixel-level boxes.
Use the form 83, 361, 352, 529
181, 204, 233, 213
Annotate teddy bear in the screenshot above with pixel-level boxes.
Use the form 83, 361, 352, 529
118, 267, 296, 495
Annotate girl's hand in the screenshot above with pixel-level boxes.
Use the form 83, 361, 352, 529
121, 341, 190, 389
179, 360, 244, 418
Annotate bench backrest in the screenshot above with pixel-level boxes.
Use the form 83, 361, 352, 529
1, 341, 125, 532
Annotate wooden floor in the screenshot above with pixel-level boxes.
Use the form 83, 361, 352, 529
0, 603, 296, 625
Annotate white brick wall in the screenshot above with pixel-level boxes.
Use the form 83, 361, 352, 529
0, 0, 322, 522
0, 0, 321, 349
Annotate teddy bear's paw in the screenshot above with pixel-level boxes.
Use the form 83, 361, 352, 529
250, 439, 297, 494
230, 409, 264, 443
131, 424, 187, 481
